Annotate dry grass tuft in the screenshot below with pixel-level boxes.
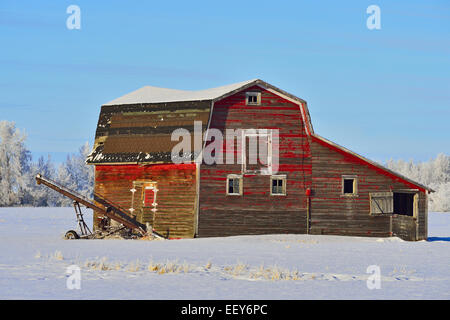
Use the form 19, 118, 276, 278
53, 250, 64, 261
241, 264, 303, 281
147, 259, 188, 275
83, 257, 117, 271
183, 262, 191, 273
73, 256, 304, 282
127, 259, 141, 272
222, 261, 249, 277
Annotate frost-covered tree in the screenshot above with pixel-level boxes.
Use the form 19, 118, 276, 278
430, 182, 450, 212
54, 162, 77, 206
0, 119, 94, 207
0, 121, 31, 206
55, 142, 94, 206
385, 153, 450, 212
26, 155, 60, 206
26, 142, 94, 207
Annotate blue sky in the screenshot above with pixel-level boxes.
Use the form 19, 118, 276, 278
0, 0, 449, 164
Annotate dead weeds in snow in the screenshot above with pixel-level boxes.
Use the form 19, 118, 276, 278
74, 256, 305, 282
52, 250, 64, 261
246, 264, 302, 281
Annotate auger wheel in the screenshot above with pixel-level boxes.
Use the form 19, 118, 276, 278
64, 230, 80, 240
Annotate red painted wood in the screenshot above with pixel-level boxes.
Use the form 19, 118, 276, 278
94, 163, 197, 238
143, 188, 155, 207
311, 135, 426, 193
198, 86, 311, 237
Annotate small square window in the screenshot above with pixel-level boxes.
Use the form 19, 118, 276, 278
248, 95, 257, 104
270, 175, 286, 195
342, 175, 358, 196
343, 179, 354, 193
246, 92, 261, 105
227, 175, 242, 195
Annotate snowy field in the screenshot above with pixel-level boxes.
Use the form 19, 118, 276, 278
0, 207, 448, 300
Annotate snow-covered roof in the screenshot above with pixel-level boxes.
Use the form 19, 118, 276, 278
103, 79, 260, 106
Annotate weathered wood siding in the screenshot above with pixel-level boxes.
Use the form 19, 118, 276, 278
88, 81, 429, 241
87, 101, 210, 164
310, 136, 427, 240
391, 215, 416, 241
198, 86, 311, 237
94, 163, 197, 238
418, 192, 428, 240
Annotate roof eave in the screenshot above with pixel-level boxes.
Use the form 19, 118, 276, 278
311, 134, 434, 193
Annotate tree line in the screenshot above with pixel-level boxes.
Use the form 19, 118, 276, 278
385, 154, 450, 212
0, 120, 93, 207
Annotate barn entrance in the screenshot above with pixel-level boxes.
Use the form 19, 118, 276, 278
369, 191, 419, 240
130, 181, 158, 225
393, 192, 415, 216
369, 191, 418, 217
392, 192, 418, 241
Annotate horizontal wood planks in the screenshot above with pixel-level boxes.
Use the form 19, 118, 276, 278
88, 101, 211, 164
392, 215, 417, 241
94, 163, 197, 238
200, 209, 307, 237
310, 137, 427, 240
198, 86, 310, 237
88, 82, 429, 241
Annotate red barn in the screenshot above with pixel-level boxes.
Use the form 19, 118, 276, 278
87, 79, 433, 241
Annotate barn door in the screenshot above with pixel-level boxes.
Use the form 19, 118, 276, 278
129, 181, 158, 225
142, 183, 158, 226
369, 192, 394, 214
369, 191, 419, 240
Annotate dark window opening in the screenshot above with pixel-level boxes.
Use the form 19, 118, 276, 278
248, 95, 257, 103
228, 178, 240, 195
246, 92, 260, 105
343, 179, 354, 194
272, 179, 283, 194
393, 192, 414, 216
271, 176, 286, 195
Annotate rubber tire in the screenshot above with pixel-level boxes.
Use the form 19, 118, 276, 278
65, 230, 80, 240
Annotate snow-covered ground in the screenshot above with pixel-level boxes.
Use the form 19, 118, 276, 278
0, 207, 448, 299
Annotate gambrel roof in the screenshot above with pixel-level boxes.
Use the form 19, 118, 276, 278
103, 79, 259, 105
87, 79, 312, 165
103, 79, 308, 106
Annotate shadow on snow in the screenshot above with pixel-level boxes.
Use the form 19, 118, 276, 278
427, 237, 450, 242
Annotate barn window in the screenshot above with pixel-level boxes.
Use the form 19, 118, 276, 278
341, 175, 358, 196
227, 175, 242, 195
246, 92, 261, 105
393, 192, 418, 217
370, 192, 393, 215
242, 129, 272, 175
271, 175, 286, 195
370, 191, 418, 217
